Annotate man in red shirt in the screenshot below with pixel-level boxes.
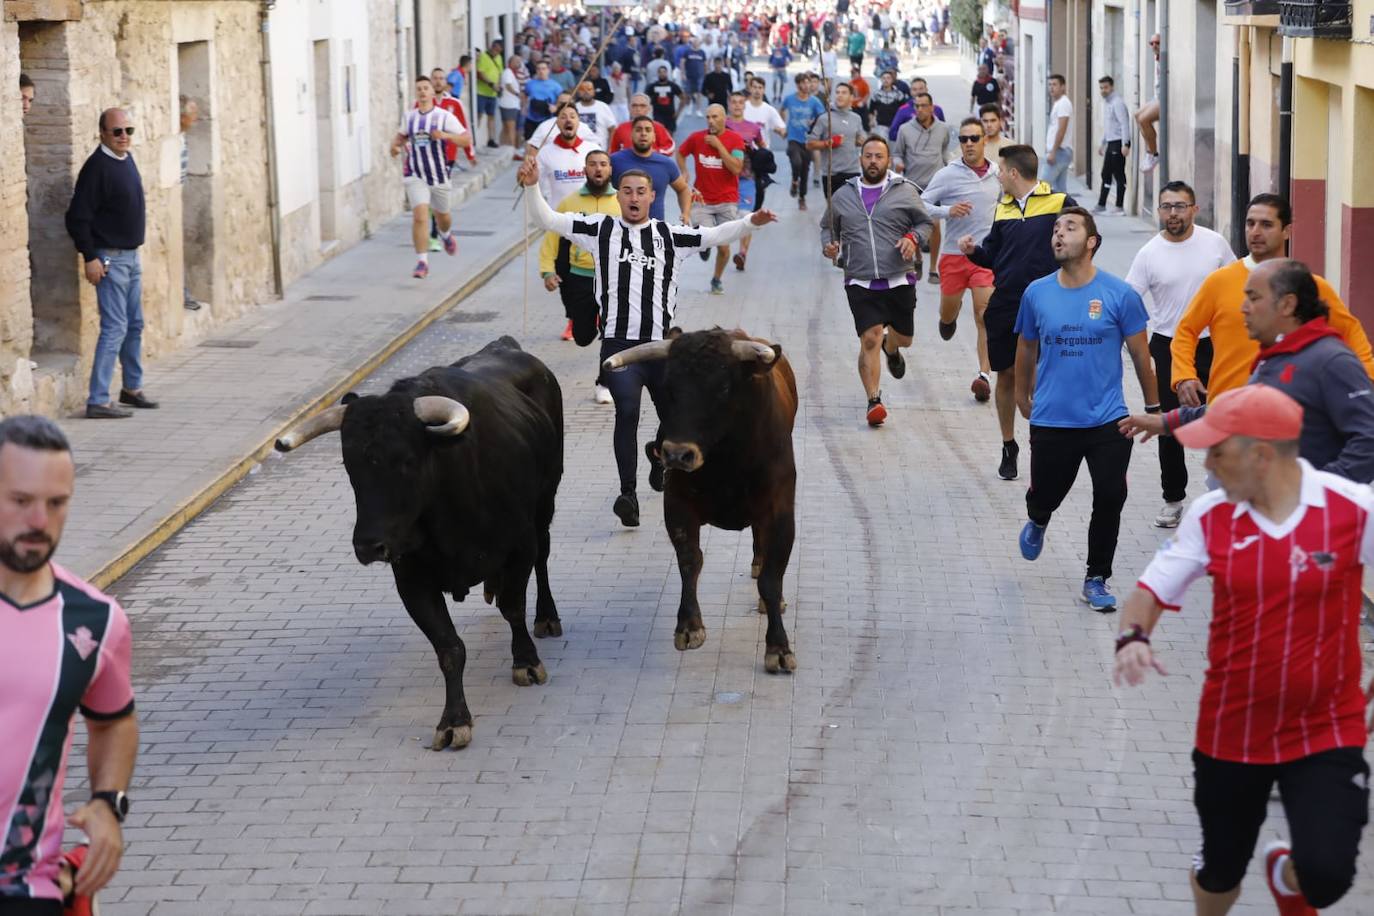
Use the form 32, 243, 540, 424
608, 94, 675, 156
1115, 384, 1371, 916
676, 103, 745, 296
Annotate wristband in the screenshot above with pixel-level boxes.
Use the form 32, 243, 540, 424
1114, 624, 1150, 654
1143, 404, 1161, 414
903, 232, 917, 245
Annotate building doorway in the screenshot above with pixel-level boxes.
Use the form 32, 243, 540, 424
313, 39, 338, 246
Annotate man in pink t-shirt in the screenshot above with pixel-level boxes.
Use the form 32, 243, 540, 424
0, 416, 137, 914
726, 90, 767, 272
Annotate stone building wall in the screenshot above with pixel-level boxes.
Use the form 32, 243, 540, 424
0, 20, 35, 395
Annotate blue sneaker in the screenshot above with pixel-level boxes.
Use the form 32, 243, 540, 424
1081, 576, 1117, 612
1018, 520, 1046, 560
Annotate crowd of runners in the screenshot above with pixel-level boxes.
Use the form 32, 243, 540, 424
3, 3, 1372, 915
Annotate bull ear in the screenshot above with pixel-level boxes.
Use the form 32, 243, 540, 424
341, 392, 361, 405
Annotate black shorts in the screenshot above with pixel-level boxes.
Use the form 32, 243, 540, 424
845, 283, 915, 337
985, 302, 1020, 372
1192, 747, 1369, 907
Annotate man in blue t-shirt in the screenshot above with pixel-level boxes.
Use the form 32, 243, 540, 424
681, 37, 708, 116
610, 117, 692, 221
779, 73, 826, 210
523, 60, 563, 141
768, 43, 793, 103
1011, 207, 1159, 611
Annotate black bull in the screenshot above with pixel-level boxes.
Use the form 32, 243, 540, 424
607, 328, 800, 673
275, 337, 563, 750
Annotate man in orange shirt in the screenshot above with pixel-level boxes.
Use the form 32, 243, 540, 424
849, 64, 872, 129
1171, 193, 1374, 408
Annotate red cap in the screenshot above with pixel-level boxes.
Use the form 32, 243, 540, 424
1173, 384, 1303, 449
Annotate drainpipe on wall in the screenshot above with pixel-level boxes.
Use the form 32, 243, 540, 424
1230, 26, 1251, 255
259, 1, 284, 297
414, 0, 423, 76
1084, 6, 1093, 192
1157, 0, 1168, 183
1278, 34, 1293, 204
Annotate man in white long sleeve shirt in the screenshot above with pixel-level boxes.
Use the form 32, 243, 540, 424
1095, 76, 1131, 214
517, 157, 778, 528
922, 117, 1001, 402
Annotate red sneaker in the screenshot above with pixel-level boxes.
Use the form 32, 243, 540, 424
560, 319, 574, 341
733, 252, 746, 271
971, 372, 991, 402
1263, 840, 1317, 916
866, 396, 887, 427
61, 844, 95, 916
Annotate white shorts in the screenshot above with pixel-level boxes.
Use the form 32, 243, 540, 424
695, 201, 740, 227
404, 177, 452, 214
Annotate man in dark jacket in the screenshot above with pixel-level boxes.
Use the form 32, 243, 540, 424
1121, 259, 1374, 482
65, 108, 159, 419
820, 136, 933, 427
958, 144, 1075, 480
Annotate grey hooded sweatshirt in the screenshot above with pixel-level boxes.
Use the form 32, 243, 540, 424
819, 173, 934, 284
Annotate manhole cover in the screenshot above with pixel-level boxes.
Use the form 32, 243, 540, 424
303, 294, 356, 302
714, 691, 744, 705
199, 339, 258, 349
446, 310, 499, 323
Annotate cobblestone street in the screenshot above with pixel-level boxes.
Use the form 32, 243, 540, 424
86, 76, 1374, 915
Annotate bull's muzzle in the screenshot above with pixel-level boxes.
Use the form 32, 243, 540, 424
353, 539, 391, 565
660, 440, 703, 472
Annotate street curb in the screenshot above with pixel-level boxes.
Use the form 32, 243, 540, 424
88, 224, 541, 591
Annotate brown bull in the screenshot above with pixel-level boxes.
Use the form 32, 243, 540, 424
605, 328, 800, 672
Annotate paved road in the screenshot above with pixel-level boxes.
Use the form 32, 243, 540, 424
88, 59, 1373, 916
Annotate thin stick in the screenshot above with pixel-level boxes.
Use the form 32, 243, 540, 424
820, 45, 837, 245
522, 187, 530, 338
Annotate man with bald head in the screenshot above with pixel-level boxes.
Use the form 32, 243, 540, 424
66, 108, 157, 418
677, 104, 746, 295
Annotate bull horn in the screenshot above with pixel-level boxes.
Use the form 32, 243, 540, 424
732, 340, 777, 364
275, 405, 346, 452
414, 396, 470, 436
602, 339, 673, 371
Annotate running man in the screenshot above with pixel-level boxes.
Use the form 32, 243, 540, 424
892, 90, 954, 284
517, 159, 778, 526
820, 135, 934, 427
780, 72, 826, 211
538, 148, 619, 402
1115, 384, 1371, 916
1123, 181, 1235, 526
978, 102, 1009, 159
959, 144, 1076, 481
805, 81, 864, 200
676, 104, 746, 295
609, 117, 692, 222
389, 75, 469, 280
725, 91, 768, 271
1013, 207, 1157, 610
608, 94, 675, 154
922, 117, 1000, 402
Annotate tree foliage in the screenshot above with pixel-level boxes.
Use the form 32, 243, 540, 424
950, 0, 985, 44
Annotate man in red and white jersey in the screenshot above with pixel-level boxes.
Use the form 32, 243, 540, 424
0, 416, 138, 915
607, 94, 674, 156
1114, 384, 1371, 916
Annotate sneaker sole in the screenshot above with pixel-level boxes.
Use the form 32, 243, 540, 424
613, 500, 640, 527
866, 404, 887, 427
971, 377, 991, 401
1081, 597, 1118, 612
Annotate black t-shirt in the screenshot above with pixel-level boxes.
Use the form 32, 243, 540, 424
703, 71, 733, 107
650, 79, 682, 129
972, 78, 1001, 107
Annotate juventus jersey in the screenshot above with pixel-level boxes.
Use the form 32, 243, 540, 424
530, 187, 757, 341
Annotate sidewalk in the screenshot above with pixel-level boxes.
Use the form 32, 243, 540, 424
63, 154, 532, 587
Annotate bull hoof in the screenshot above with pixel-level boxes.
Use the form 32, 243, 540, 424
512, 662, 548, 686
756, 597, 788, 615
483, 589, 495, 605
533, 618, 563, 638
764, 649, 798, 674
431, 724, 473, 751
750, 561, 762, 579
674, 627, 707, 651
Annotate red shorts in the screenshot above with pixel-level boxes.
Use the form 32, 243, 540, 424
938, 253, 995, 297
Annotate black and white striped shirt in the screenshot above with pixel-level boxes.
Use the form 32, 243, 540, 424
530, 188, 758, 340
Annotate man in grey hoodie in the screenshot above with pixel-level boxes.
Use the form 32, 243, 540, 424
1120, 259, 1374, 483
820, 135, 934, 427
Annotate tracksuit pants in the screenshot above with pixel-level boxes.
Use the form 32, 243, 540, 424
1027, 420, 1133, 580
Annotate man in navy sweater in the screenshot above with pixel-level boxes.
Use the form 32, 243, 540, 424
66, 108, 158, 419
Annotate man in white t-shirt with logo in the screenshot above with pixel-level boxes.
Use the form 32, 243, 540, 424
389, 75, 469, 280
535, 102, 603, 212
1124, 180, 1237, 528
573, 80, 617, 150
1040, 73, 1073, 193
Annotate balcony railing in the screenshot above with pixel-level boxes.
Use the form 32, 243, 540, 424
1224, 0, 1281, 15
1279, 0, 1353, 38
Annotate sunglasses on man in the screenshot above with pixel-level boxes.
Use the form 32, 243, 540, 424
957, 134, 983, 144
107, 126, 134, 137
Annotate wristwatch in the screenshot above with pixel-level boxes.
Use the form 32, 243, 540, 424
91, 790, 129, 823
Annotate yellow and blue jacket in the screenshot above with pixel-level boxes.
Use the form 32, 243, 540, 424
967, 180, 1076, 311
539, 184, 620, 279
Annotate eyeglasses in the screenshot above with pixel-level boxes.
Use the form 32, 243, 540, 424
1158, 202, 1192, 213
108, 126, 134, 137
957, 134, 983, 143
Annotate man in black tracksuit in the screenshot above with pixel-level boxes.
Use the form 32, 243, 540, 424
959, 144, 1075, 481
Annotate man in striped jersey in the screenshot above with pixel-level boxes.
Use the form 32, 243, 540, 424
1115, 385, 1371, 916
389, 75, 470, 280
518, 159, 779, 527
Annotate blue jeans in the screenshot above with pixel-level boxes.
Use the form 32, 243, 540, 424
1039, 146, 1073, 193
88, 248, 144, 406
600, 339, 668, 493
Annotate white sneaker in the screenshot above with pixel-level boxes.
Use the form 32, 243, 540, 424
1139, 151, 1158, 173
593, 383, 613, 405
1155, 501, 1184, 528
1109, 206, 1126, 216
1091, 204, 1108, 215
